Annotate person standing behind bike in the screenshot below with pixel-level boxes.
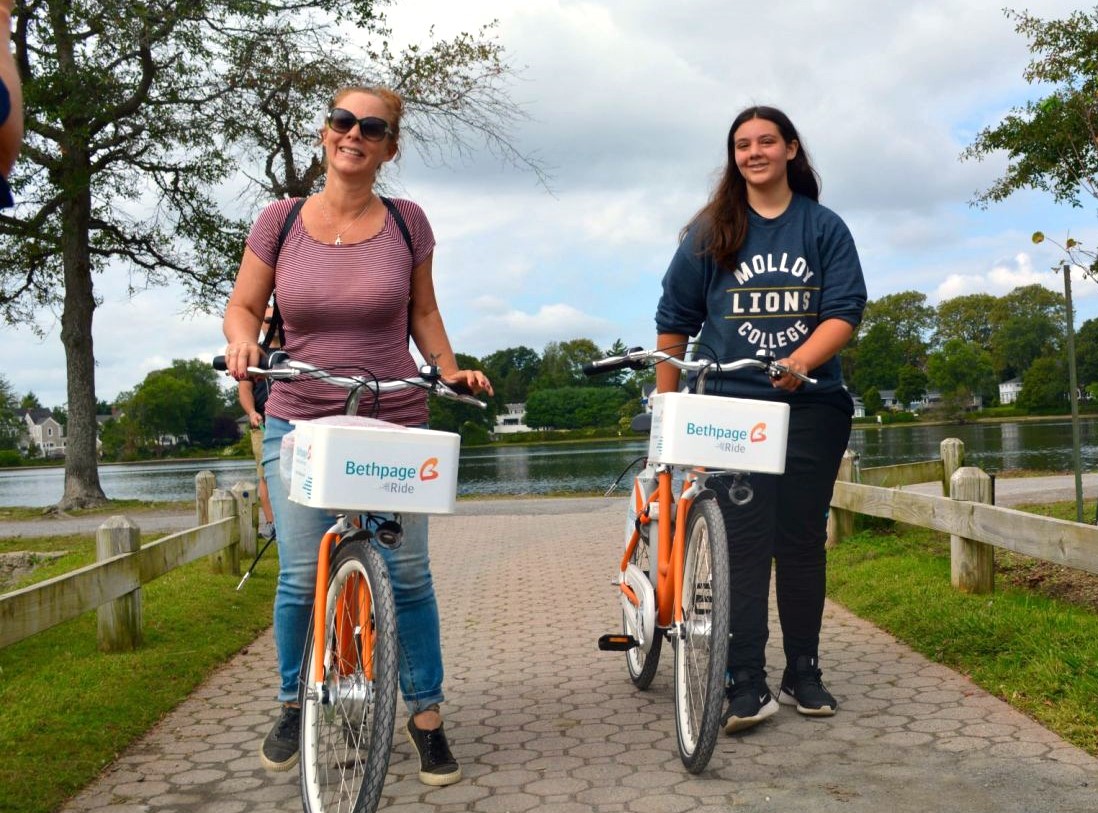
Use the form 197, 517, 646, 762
222, 85, 492, 785
236, 307, 277, 540
654, 105, 866, 733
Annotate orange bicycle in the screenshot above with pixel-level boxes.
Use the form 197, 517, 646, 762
215, 352, 484, 813
585, 347, 812, 772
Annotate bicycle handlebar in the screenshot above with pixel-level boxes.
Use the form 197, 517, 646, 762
582, 347, 818, 387
212, 353, 487, 409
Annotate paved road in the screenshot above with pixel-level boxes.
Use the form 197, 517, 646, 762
48, 496, 1096, 813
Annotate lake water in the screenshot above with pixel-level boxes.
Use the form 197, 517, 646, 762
2, 418, 1097, 507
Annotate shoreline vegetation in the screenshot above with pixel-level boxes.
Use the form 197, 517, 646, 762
2, 409, 1094, 473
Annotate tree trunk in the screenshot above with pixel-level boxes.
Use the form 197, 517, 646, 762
58, 149, 106, 510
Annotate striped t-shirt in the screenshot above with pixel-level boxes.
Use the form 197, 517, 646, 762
248, 196, 437, 426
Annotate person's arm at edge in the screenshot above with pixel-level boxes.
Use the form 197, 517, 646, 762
656, 333, 688, 394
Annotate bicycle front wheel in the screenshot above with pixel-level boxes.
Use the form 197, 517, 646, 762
624, 532, 662, 689
672, 496, 730, 773
299, 539, 398, 813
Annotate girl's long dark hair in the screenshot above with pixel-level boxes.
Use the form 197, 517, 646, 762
684, 106, 821, 270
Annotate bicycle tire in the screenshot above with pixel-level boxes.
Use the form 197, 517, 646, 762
624, 532, 662, 689
672, 495, 730, 773
299, 539, 398, 813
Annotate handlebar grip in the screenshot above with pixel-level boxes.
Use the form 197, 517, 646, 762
583, 349, 646, 376
212, 350, 284, 373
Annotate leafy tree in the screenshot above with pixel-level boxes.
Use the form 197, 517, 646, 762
531, 339, 602, 391
20, 392, 40, 410
1017, 355, 1067, 410
927, 339, 997, 420
1074, 318, 1098, 385
861, 387, 883, 416
963, 7, 1098, 208
1, 2, 541, 509
480, 346, 541, 405
0, 374, 21, 451
935, 293, 998, 349
849, 322, 905, 393
525, 387, 629, 430
859, 291, 934, 367
895, 366, 928, 409
989, 285, 1065, 378
427, 352, 495, 438
125, 359, 232, 451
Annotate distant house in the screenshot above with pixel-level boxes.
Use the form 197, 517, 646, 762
493, 403, 531, 434
18, 408, 66, 457
999, 378, 1023, 405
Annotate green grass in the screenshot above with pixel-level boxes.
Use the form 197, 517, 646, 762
0, 499, 191, 522
0, 531, 277, 813
827, 518, 1098, 757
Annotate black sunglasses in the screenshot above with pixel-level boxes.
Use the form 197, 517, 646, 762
327, 108, 393, 142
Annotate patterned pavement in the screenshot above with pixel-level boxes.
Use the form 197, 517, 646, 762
56, 497, 1097, 813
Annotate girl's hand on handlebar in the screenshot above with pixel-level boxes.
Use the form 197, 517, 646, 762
771, 357, 808, 392
445, 369, 494, 396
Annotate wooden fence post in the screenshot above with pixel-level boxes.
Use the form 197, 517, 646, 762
231, 480, 258, 558
940, 438, 965, 495
827, 449, 860, 548
195, 470, 216, 525
949, 466, 994, 594
96, 516, 142, 652
208, 489, 240, 576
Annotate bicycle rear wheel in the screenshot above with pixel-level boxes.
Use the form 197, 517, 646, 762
672, 496, 730, 773
299, 539, 398, 813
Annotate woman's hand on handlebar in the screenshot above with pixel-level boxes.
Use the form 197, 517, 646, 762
223, 340, 263, 380
443, 369, 494, 396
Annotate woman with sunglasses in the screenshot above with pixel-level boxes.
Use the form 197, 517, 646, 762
655, 106, 866, 733
223, 86, 492, 786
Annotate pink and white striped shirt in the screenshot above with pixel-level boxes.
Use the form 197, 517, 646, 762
247, 196, 436, 426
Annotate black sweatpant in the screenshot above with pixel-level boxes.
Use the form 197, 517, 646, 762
712, 400, 852, 678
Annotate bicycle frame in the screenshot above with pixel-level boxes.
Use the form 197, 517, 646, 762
621, 465, 713, 629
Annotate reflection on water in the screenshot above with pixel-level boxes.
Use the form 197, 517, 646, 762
2, 418, 1097, 507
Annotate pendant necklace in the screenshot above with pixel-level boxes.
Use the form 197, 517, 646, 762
321, 193, 374, 246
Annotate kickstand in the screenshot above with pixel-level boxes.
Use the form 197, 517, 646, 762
237, 535, 276, 591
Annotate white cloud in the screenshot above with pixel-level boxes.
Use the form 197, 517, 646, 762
5, 0, 1097, 407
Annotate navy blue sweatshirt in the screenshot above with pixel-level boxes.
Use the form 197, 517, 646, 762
655, 194, 866, 405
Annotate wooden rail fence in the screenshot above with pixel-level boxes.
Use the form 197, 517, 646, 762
0, 472, 258, 651
828, 439, 1098, 592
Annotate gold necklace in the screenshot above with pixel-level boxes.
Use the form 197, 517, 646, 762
320, 193, 374, 245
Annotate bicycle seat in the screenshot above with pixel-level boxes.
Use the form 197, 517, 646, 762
630, 413, 652, 434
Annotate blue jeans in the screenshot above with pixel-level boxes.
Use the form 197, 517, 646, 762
263, 416, 445, 712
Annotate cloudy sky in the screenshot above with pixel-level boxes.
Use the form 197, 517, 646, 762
5, 0, 1097, 407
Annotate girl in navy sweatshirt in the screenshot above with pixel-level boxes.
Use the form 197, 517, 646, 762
655, 105, 867, 733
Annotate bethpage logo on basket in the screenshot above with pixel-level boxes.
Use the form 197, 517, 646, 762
343, 456, 443, 494
686, 420, 771, 454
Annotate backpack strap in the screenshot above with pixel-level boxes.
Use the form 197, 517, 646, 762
262, 197, 307, 351
380, 196, 417, 343
380, 196, 414, 256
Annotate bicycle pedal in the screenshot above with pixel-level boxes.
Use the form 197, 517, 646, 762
598, 634, 638, 652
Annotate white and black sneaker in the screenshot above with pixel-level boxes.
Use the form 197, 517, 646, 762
778, 655, 837, 716
722, 669, 779, 733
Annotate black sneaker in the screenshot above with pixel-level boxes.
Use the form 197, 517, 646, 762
406, 716, 462, 786
778, 655, 837, 716
722, 669, 779, 733
260, 704, 301, 771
